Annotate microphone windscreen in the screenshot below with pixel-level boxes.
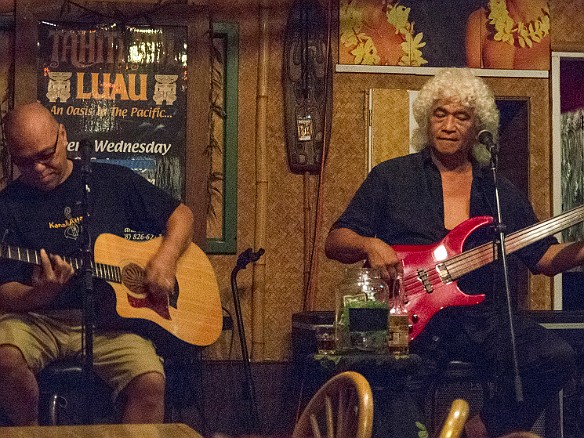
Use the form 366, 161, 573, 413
477, 130, 493, 145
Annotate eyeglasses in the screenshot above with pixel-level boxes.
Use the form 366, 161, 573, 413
12, 124, 61, 168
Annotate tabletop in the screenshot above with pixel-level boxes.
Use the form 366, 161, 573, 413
0, 422, 203, 438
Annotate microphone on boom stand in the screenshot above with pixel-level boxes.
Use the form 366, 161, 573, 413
79, 137, 96, 423
477, 129, 524, 403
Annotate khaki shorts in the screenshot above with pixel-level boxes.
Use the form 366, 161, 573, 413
0, 310, 165, 400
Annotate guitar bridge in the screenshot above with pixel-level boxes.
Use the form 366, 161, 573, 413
436, 263, 452, 283
416, 269, 433, 293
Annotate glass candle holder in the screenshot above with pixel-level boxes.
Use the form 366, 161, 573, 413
334, 267, 390, 353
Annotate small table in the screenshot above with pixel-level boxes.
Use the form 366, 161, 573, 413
305, 352, 427, 438
0, 423, 203, 438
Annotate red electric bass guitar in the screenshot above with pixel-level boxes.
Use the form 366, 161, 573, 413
397, 205, 584, 341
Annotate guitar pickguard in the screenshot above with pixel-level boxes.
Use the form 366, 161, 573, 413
121, 262, 180, 321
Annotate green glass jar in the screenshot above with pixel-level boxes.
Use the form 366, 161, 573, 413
334, 267, 390, 353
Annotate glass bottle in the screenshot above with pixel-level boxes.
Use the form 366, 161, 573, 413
334, 267, 390, 353
388, 274, 410, 357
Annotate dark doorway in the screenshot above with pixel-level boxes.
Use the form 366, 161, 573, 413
496, 98, 530, 308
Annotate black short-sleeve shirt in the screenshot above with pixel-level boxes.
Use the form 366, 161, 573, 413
0, 160, 181, 310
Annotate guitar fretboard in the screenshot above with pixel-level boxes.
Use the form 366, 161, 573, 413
445, 204, 584, 280
0, 244, 122, 284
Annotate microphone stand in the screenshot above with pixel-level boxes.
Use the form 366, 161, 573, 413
79, 140, 95, 424
230, 248, 265, 434
488, 142, 524, 403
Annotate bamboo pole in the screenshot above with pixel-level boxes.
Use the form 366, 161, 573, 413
251, 0, 270, 360
303, 172, 314, 297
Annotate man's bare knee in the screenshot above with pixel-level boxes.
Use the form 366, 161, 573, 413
0, 344, 29, 372
0, 344, 40, 425
121, 372, 165, 423
124, 372, 165, 399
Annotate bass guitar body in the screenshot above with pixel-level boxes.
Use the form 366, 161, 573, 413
394, 217, 491, 341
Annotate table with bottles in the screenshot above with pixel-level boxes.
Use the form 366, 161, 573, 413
302, 267, 428, 437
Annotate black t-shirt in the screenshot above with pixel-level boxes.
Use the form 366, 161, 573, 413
0, 160, 181, 310
332, 148, 556, 303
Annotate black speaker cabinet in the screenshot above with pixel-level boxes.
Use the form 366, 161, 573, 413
432, 310, 584, 438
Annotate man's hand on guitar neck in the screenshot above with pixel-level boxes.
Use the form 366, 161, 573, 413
31, 248, 75, 299
0, 249, 75, 312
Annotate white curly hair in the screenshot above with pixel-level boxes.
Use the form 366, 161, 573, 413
411, 68, 499, 165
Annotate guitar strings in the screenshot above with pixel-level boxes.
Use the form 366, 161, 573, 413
400, 205, 584, 298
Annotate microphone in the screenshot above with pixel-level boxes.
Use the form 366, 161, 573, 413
477, 130, 498, 152
79, 139, 92, 174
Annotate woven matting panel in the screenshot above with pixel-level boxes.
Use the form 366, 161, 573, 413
551, 0, 584, 51
371, 89, 411, 166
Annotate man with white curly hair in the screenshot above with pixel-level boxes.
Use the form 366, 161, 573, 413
326, 68, 579, 437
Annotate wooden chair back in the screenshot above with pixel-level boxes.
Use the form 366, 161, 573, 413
292, 371, 373, 438
438, 398, 470, 438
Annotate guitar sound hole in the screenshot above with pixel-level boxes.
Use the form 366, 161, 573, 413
121, 263, 146, 295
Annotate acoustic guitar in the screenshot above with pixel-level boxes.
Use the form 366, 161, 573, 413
0, 233, 223, 348
397, 205, 584, 341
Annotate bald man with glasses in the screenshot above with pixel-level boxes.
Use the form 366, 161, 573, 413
0, 103, 195, 425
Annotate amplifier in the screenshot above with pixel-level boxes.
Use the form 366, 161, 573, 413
522, 310, 584, 438
522, 310, 584, 348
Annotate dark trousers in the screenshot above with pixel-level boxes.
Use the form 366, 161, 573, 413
411, 305, 577, 437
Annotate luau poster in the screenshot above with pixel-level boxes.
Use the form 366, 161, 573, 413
37, 22, 187, 200
339, 0, 551, 70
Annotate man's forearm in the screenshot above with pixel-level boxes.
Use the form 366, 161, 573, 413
325, 228, 370, 264
0, 282, 55, 312
158, 203, 195, 262
536, 241, 584, 276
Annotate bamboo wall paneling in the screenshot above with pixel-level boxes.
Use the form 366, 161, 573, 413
205, 1, 264, 361
369, 89, 410, 168
282, 0, 333, 312
252, 0, 270, 360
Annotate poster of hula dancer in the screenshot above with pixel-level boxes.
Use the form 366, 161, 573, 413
37, 22, 187, 200
339, 0, 550, 70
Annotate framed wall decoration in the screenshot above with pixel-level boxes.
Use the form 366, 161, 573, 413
207, 22, 239, 254
14, 0, 211, 246
37, 21, 187, 200
338, 0, 550, 78
551, 51, 584, 310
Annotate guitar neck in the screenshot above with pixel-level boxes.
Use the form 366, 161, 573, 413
445, 204, 584, 280
0, 244, 121, 284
